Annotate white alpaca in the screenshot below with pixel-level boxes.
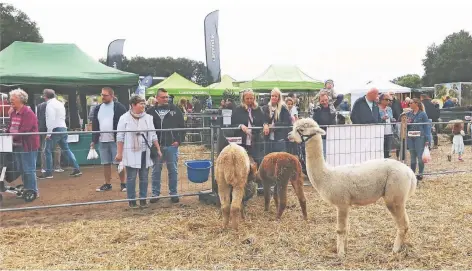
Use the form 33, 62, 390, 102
288, 118, 417, 258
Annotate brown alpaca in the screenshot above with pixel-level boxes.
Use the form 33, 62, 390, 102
257, 152, 308, 220
215, 143, 258, 230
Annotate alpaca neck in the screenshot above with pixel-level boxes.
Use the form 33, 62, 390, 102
304, 137, 329, 186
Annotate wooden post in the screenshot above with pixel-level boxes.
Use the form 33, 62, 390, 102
399, 113, 408, 162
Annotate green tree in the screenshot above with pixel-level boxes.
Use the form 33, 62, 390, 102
99, 56, 209, 86
422, 30, 472, 86
0, 3, 43, 51
391, 74, 422, 88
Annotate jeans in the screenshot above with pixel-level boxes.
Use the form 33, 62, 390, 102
126, 158, 149, 200
151, 146, 178, 196
40, 136, 61, 170
45, 127, 79, 174
13, 146, 38, 192
408, 137, 426, 175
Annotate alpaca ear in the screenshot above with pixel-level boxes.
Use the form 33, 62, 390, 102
315, 127, 326, 135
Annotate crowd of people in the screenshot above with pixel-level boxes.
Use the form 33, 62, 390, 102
2, 82, 470, 206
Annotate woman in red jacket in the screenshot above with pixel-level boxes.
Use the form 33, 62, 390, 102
6, 88, 40, 199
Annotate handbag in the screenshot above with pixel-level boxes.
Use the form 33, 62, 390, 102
141, 134, 159, 160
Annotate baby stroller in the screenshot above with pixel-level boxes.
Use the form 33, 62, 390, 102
0, 151, 37, 203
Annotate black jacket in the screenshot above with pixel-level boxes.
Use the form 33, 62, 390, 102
92, 101, 127, 144
422, 98, 440, 121
313, 106, 336, 139
37, 102, 47, 133
391, 98, 403, 121
351, 96, 381, 124
231, 105, 266, 146
261, 105, 292, 141
147, 103, 186, 147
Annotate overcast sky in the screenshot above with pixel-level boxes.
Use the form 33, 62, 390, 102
6, 0, 472, 92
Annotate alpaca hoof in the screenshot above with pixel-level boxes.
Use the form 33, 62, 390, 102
337, 251, 345, 259
392, 244, 402, 253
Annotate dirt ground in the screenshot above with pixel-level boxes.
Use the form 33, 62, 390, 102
0, 139, 471, 269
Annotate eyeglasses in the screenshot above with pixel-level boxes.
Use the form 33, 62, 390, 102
384, 99, 392, 102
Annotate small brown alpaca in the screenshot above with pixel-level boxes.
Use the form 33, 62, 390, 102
215, 143, 258, 230
257, 152, 307, 220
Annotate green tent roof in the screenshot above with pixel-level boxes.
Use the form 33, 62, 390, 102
146, 72, 211, 96
0, 41, 138, 86
207, 74, 239, 92
239, 64, 324, 90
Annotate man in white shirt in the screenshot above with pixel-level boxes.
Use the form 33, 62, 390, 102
38, 89, 82, 179
90, 87, 127, 192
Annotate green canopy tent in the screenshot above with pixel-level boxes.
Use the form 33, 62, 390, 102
238, 64, 324, 91
0, 41, 139, 129
146, 72, 209, 96
0, 41, 138, 86
206, 74, 239, 92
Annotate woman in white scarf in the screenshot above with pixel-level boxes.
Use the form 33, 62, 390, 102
116, 95, 162, 209
262, 88, 292, 154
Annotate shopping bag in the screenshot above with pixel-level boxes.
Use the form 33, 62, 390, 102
422, 146, 432, 164
87, 148, 99, 160
117, 161, 124, 174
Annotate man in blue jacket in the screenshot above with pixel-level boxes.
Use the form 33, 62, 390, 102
350, 88, 381, 124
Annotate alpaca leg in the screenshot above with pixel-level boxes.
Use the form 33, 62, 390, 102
230, 187, 244, 230
290, 178, 308, 220
217, 181, 231, 229
263, 179, 272, 212
273, 183, 279, 212
336, 206, 350, 258
276, 184, 288, 220
386, 203, 409, 253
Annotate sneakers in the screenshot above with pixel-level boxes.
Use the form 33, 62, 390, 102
150, 195, 160, 203
96, 183, 127, 192
37, 173, 53, 179
129, 200, 139, 209
96, 184, 112, 192
70, 169, 82, 177
54, 168, 64, 173
170, 196, 180, 203
140, 200, 148, 208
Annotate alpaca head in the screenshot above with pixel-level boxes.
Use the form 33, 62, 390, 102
288, 118, 326, 144
244, 157, 258, 202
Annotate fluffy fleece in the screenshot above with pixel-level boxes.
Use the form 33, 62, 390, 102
257, 152, 307, 220
215, 143, 257, 230
288, 118, 417, 258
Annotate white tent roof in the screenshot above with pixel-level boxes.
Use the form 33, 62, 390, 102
350, 80, 411, 94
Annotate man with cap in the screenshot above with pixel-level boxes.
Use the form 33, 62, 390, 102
314, 79, 344, 114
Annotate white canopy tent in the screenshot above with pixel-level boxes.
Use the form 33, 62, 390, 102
349, 80, 411, 106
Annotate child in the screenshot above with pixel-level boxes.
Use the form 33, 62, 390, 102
448, 122, 465, 162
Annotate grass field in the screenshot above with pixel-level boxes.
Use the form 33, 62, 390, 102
0, 140, 471, 269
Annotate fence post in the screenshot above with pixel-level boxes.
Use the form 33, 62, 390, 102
400, 114, 408, 163
210, 124, 217, 193
198, 124, 220, 206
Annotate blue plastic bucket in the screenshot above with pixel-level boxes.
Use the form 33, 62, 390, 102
184, 160, 212, 183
